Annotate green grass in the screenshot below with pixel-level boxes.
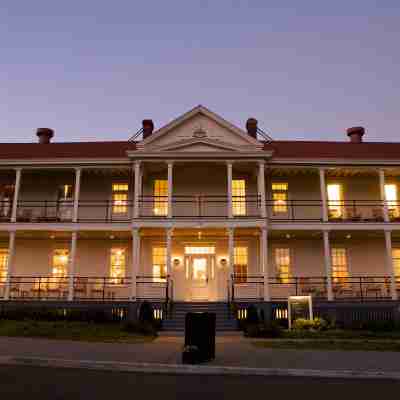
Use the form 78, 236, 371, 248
253, 339, 400, 352
281, 329, 400, 340
0, 320, 156, 344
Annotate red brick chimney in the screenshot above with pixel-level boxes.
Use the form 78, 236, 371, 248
36, 128, 54, 144
347, 127, 365, 143
142, 119, 154, 140
246, 118, 258, 139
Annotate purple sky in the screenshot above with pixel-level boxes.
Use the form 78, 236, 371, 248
1, 1, 400, 143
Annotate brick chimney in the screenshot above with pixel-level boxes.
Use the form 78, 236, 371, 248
246, 118, 258, 139
36, 128, 54, 144
347, 126, 365, 143
142, 119, 154, 140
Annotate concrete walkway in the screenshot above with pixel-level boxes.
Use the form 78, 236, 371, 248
0, 335, 399, 373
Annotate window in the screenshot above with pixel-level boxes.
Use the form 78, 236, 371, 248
0, 249, 9, 283
110, 248, 126, 283
385, 184, 399, 218
184, 246, 215, 254
154, 180, 168, 216
58, 184, 73, 201
234, 246, 248, 283
272, 182, 288, 213
112, 183, 129, 214
232, 179, 246, 216
331, 248, 349, 283
275, 248, 290, 283
0, 185, 13, 218
327, 184, 343, 218
52, 249, 69, 278
392, 249, 400, 276
152, 246, 167, 282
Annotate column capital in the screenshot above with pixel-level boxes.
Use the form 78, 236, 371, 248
74, 167, 82, 172
166, 160, 174, 166
257, 160, 266, 166
14, 167, 23, 172
226, 160, 233, 166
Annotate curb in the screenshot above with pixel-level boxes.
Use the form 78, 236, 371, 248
0, 356, 399, 380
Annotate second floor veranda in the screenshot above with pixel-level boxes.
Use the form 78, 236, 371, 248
0, 164, 400, 224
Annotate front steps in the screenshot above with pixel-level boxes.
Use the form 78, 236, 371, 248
162, 302, 238, 332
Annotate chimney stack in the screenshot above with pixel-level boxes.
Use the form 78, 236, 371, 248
142, 119, 154, 140
346, 126, 365, 143
36, 128, 54, 144
246, 118, 258, 139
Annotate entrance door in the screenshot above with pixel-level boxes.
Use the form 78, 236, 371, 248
190, 255, 209, 301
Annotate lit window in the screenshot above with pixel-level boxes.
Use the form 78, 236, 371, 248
110, 248, 126, 283
58, 184, 73, 201
152, 247, 167, 282
112, 183, 129, 214
154, 180, 168, 216
385, 184, 399, 218
234, 246, 248, 283
331, 248, 349, 283
327, 184, 343, 218
392, 249, 400, 276
0, 249, 9, 283
184, 246, 215, 254
52, 249, 69, 278
232, 179, 246, 216
272, 183, 288, 213
275, 248, 290, 283
0, 185, 13, 218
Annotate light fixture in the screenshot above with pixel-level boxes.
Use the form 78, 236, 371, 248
173, 258, 181, 267
346, 234, 351, 239
198, 231, 202, 240
50, 234, 55, 239
219, 258, 228, 268
109, 235, 115, 240
285, 233, 291, 239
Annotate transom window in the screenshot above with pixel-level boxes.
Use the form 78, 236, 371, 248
0, 249, 9, 283
110, 248, 126, 283
112, 183, 129, 214
392, 249, 400, 276
184, 246, 215, 255
234, 246, 248, 283
152, 246, 167, 282
272, 182, 288, 213
232, 179, 246, 216
154, 180, 168, 216
275, 248, 290, 283
327, 184, 343, 218
385, 184, 399, 218
331, 248, 349, 283
52, 249, 69, 278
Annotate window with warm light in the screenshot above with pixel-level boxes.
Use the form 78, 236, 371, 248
327, 184, 343, 218
152, 246, 167, 282
331, 248, 349, 283
272, 182, 288, 213
0, 185, 13, 218
110, 248, 126, 283
112, 183, 129, 214
154, 180, 168, 216
275, 248, 290, 283
234, 246, 248, 283
392, 249, 400, 276
52, 249, 69, 278
184, 246, 215, 255
385, 184, 399, 218
232, 179, 246, 216
0, 249, 9, 283
58, 184, 73, 201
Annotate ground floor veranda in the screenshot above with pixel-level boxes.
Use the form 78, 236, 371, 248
0, 227, 399, 304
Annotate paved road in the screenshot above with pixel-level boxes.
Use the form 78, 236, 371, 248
0, 365, 397, 398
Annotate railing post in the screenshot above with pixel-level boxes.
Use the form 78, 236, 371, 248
323, 230, 333, 301
257, 161, 266, 218
11, 168, 22, 223
133, 161, 141, 219
167, 161, 173, 218
260, 227, 270, 301
384, 230, 398, 300
130, 228, 139, 301
38, 277, 42, 300
359, 276, 363, 302
295, 277, 298, 296
102, 277, 106, 300
227, 162, 233, 218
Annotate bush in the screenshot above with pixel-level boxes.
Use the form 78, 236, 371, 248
244, 321, 283, 338
121, 321, 157, 336
139, 301, 155, 324
292, 317, 328, 331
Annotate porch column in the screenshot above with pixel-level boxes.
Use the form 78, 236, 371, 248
384, 230, 397, 300
257, 162, 266, 218
319, 168, 328, 222
261, 227, 270, 301
68, 232, 78, 301
379, 169, 389, 222
133, 161, 141, 218
72, 168, 81, 223
227, 162, 233, 218
166, 228, 173, 276
228, 228, 234, 279
323, 230, 333, 301
4, 231, 16, 300
130, 228, 139, 300
11, 168, 22, 223
167, 162, 173, 218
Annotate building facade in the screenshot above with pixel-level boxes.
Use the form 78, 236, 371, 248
1, 106, 400, 313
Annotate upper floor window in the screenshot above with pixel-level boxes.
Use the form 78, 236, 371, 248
52, 249, 69, 278
58, 184, 73, 201
152, 246, 167, 282
110, 247, 126, 283
331, 248, 348, 283
0, 249, 9, 283
275, 247, 290, 283
385, 184, 399, 218
327, 184, 343, 219
154, 180, 168, 216
0, 185, 13, 218
272, 182, 288, 214
232, 179, 246, 216
392, 249, 400, 276
234, 246, 248, 283
112, 183, 129, 214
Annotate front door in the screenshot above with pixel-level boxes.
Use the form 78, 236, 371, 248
189, 255, 209, 301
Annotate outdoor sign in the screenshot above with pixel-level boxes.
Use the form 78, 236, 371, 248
288, 295, 313, 329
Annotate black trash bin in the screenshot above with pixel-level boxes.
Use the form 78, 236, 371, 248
183, 312, 216, 364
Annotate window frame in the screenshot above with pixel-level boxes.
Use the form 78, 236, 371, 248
233, 246, 248, 284
331, 247, 350, 284
0, 248, 9, 283
274, 246, 291, 284
271, 182, 289, 214
111, 183, 129, 215
327, 183, 344, 219
385, 183, 399, 219
152, 245, 167, 282
109, 247, 127, 284
232, 179, 246, 216
153, 179, 168, 217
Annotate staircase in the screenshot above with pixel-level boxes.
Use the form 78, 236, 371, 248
162, 302, 238, 332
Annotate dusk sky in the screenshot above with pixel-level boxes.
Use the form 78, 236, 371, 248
1, 1, 399, 143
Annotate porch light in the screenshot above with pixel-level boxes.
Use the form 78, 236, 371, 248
346, 234, 351, 239
219, 258, 228, 268
109, 235, 115, 240
173, 258, 181, 267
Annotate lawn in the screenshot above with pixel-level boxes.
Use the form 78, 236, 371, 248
0, 320, 156, 344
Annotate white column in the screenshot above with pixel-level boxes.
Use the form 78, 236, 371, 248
68, 232, 78, 301
73, 168, 81, 223
261, 227, 270, 301
323, 230, 333, 301
228, 228, 234, 279
133, 161, 141, 218
258, 162, 266, 218
11, 169, 22, 223
166, 228, 173, 276
384, 230, 397, 300
227, 162, 233, 218
4, 231, 16, 300
167, 162, 173, 218
130, 228, 139, 300
379, 169, 389, 222
319, 168, 328, 222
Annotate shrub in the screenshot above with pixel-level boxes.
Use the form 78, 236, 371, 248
244, 321, 283, 338
121, 321, 157, 336
292, 317, 328, 331
139, 301, 155, 324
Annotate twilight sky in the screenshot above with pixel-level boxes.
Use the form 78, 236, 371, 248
1, 1, 399, 143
